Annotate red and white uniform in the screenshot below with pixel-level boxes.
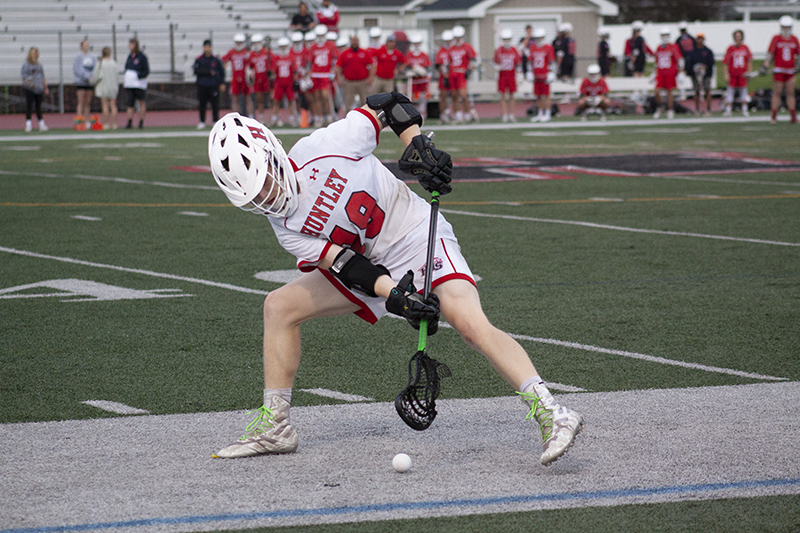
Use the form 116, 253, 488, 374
272, 53, 296, 102
654, 43, 682, 90
528, 42, 555, 96
494, 45, 521, 93
308, 42, 335, 91
374, 46, 405, 81
435, 46, 450, 91
222, 48, 250, 95
447, 42, 476, 90
249, 48, 272, 93
289, 47, 310, 78
275, 109, 474, 323
406, 50, 432, 96
723, 44, 753, 88
580, 77, 609, 97
768, 34, 800, 81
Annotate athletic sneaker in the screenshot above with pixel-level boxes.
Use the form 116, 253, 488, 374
197, 122, 206, 130
742, 107, 749, 118
39, 123, 49, 132
214, 395, 298, 458
666, 109, 675, 119
653, 109, 661, 119
518, 391, 584, 466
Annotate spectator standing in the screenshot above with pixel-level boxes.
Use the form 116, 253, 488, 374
597, 27, 611, 76
652, 28, 683, 119
448, 25, 478, 123
435, 31, 454, 123
73, 40, 96, 124
625, 21, 652, 78
194, 39, 225, 129
686, 33, 715, 116
315, 0, 339, 32
676, 22, 696, 61
20, 47, 49, 132
290, 2, 316, 34
519, 25, 533, 77
722, 30, 753, 117
335, 34, 373, 112
123, 38, 149, 129
405, 33, 432, 119
526, 28, 556, 122
494, 29, 521, 122
553, 23, 575, 81
764, 16, 799, 124
249, 34, 272, 124
271, 37, 298, 127
222, 33, 253, 117
92, 46, 120, 130
372, 34, 405, 95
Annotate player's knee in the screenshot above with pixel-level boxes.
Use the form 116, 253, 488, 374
263, 290, 298, 326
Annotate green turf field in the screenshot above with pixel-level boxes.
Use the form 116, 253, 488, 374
1, 117, 798, 532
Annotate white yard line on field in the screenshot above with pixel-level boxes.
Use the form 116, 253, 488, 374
440, 208, 800, 247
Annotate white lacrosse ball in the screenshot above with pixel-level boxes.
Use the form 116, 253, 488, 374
392, 453, 412, 473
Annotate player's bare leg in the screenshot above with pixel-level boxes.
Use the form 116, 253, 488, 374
436, 279, 583, 465
771, 80, 785, 123
666, 90, 675, 118
786, 76, 797, 123
215, 270, 359, 458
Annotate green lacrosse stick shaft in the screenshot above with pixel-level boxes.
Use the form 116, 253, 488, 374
418, 190, 440, 352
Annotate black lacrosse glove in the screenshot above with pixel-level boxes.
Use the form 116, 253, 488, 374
385, 271, 440, 335
398, 134, 453, 195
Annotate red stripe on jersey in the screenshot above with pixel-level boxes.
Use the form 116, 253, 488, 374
319, 269, 379, 324
354, 107, 382, 142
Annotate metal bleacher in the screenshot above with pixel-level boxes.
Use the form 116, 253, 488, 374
0, 0, 291, 86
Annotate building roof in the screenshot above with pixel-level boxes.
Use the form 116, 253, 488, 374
419, 0, 618, 18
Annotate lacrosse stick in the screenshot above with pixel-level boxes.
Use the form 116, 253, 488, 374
395, 138, 451, 430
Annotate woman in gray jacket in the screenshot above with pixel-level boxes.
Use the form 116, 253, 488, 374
21, 47, 49, 132
73, 40, 97, 121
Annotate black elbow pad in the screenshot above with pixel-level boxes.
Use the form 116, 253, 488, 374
366, 91, 423, 136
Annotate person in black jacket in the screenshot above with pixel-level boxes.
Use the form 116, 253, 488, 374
124, 38, 150, 129
194, 40, 226, 129
686, 34, 715, 116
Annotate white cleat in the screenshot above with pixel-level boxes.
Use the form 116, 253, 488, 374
519, 392, 584, 466
214, 396, 298, 458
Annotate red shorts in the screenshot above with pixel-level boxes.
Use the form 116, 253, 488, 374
311, 76, 332, 92
272, 80, 295, 102
655, 72, 677, 90
438, 75, 448, 92
448, 72, 468, 91
533, 80, 550, 96
252, 75, 270, 94
728, 74, 748, 88
229, 75, 250, 96
774, 72, 796, 83
412, 82, 429, 99
497, 71, 516, 93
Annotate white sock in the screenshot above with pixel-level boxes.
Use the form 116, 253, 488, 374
520, 376, 555, 405
264, 388, 292, 405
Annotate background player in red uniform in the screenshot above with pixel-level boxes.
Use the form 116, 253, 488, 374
289, 31, 310, 126
526, 28, 555, 122
271, 38, 298, 127
435, 30, 453, 123
652, 28, 683, 119
763, 16, 799, 124
448, 25, 478, 123
576, 64, 610, 121
723, 30, 753, 117
308, 25, 336, 127
222, 33, 252, 117
405, 33, 432, 119
493, 29, 521, 123
248, 34, 272, 124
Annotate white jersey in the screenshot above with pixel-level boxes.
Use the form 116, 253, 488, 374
271, 109, 431, 272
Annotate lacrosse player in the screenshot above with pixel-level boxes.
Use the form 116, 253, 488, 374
405, 33, 432, 119
526, 28, 556, 122
686, 33, 715, 117
434, 31, 454, 123
763, 16, 799, 124
222, 33, 252, 117
448, 25, 478, 123
494, 29, 521, 123
652, 28, 684, 119
208, 92, 584, 466
722, 30, 753, 117
577, 64, 610, 121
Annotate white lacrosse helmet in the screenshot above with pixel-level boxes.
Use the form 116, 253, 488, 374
251, 33, 264, 51
559, 22, 573, 34
208, 114, 299, 218
327, 31, 338, 41
410, 33, 423, 44
369, 27, 382, 39
336, 36, 348, 48
598, 26, 610, 37
500, 29, 513, 41
452, 25, 465, 39
587, 64, 601, 75
442, 30, 454, 43
233, 33, 246, 50
315, 25, 328, 37
277, 37, 290, 48
632, 20, 644, 32
678, 21, 688, 31
291, 31, 304, 43
780, 15, 794, 28
304, 32, 315, 43
533, 28, 547, 40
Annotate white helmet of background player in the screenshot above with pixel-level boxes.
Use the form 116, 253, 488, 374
452, 25, 465, 41
559, 22, 573, 34
277, 37, 290, 52
233, 33, 246, 50
780, 15, 794, 37
500, 28, 513, 44
315, 24, 328, 43
410, 32, 423, 52
660, 27, 671, 45
533, 28, 546, 43
369, 26, 382, 46
598, 26, 610, 39
251, 34, 264, 51
441, 30, 454, 45
632, 20, 644, 33
209, 113, 299, 218
291, 31, 304, 51
587, 63, 601, 83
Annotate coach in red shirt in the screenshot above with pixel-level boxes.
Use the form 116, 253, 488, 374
336, 34, 373, 112
372, 34, 406, 94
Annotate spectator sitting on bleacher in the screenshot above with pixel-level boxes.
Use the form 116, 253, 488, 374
315, 0, 339, 32
290, 2, 316, 34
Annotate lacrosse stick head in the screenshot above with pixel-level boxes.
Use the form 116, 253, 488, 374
395, 351, 451, 431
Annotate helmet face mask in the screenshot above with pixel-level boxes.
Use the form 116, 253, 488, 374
209, 114, 299, 218
779, 15, 794, 37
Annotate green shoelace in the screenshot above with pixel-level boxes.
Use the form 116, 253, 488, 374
238, 405, 276, 441
517, 391, 554, 443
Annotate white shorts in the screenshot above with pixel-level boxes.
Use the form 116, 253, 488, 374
320, 213, 475, 324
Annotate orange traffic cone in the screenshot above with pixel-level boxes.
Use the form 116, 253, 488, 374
300, 109, 309, 128
73, 115, 86, 131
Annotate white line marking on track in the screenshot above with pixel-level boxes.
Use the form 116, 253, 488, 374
440, 208, 800, 247
70, 215, 102, 221
299, 388, 375, 402
0, 169, 218, 190
177, 211, 209, 217
81, 400, 150, 415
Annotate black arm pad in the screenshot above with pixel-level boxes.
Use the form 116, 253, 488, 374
366, 91, 423, 136
329, 248, 390, 297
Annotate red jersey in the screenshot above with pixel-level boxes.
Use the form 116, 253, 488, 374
289, 47, 309, 75
406, 50, 431, 83
222, 48, 250, 75
580, 77, 609, 96
654, 43, 682, 75
336, 47, 372, 81
435, 46, 450, 71
768, 34, 800, 74
308, 42, 335, 78
723, 44, 752, 77
373, 46, 405, 79
249, 49, 271, 79
272, 53, 296, 83
528, 43, 555, 78
315, 6, 339, 31
447, 42, 476, 74
494, 45, 521, 73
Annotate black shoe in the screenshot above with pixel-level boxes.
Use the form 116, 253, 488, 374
125, 121, 132, 129
138, 121, 144, 129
